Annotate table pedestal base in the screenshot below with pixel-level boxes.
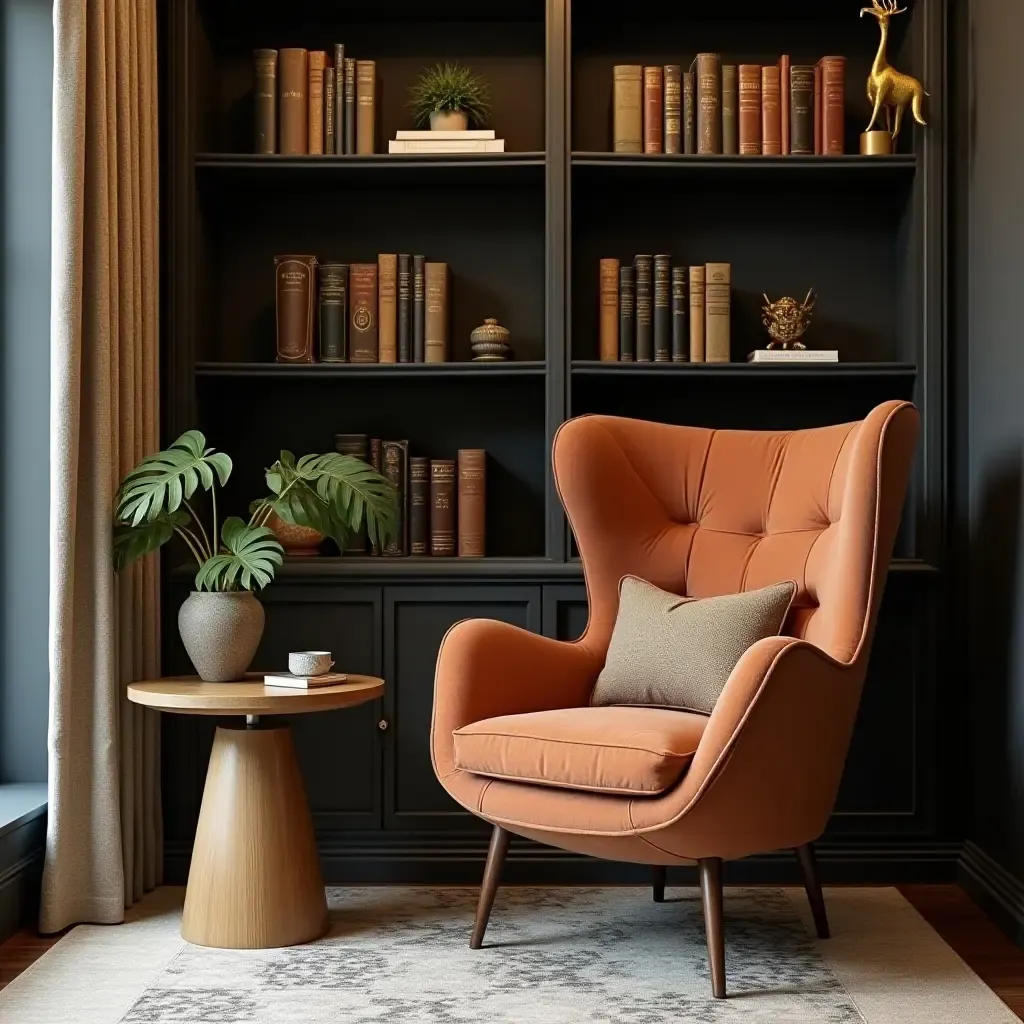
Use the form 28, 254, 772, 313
181, 723, 329, 949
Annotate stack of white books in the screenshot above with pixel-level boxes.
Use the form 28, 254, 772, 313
388, 130, 505, 155
747, 349, 839, 363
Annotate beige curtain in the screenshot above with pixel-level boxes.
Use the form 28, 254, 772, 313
41, 0, 162, 932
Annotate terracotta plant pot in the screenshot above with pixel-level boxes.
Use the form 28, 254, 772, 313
178, 591, 265, 682
430, 109, 469, 132
266, 510, 323, 556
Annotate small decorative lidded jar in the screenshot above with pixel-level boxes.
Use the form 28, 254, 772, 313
470, 318, 512, 362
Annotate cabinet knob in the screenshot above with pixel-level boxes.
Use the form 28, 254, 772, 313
378, 718, 389, 731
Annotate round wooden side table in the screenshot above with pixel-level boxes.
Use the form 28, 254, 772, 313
127, 674, 384, 950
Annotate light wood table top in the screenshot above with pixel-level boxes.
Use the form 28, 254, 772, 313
127, 673, 384, 716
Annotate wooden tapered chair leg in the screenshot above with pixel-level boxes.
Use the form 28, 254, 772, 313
698, 857, 726, 999
652, 866, 667, 903
470, 825, 511, 949
796, 842, 830, 939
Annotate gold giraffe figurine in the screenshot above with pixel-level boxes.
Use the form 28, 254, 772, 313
861, 0, 928, 146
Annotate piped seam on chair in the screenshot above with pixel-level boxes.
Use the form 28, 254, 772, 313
454, 767, 680, 798
476, 778, 493, 813
454, 731, 700, 759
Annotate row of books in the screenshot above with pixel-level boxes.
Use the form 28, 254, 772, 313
613, 55, 846, 156
253, 47, 376, 155
275, 255, 450, 365
335, 435, 486, 558
599, 258, 731, 363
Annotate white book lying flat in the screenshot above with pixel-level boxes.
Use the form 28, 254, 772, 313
388, 139, 505, 154
264, 671, 349, 689
747, 349, 839, 363
395, 129, 496, 140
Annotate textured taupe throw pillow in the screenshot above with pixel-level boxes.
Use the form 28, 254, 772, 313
591, 576, 797, 715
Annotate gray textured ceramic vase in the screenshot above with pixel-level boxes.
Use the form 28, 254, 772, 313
178, 591, 265, 682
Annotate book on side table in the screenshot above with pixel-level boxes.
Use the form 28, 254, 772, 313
265, 671, 350, 689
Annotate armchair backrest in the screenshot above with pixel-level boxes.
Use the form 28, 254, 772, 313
553, 401, 919, 666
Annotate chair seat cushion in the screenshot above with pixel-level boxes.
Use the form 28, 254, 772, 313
453, 706, 708, 796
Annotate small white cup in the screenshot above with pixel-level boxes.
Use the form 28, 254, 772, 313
289, 651, 334, 676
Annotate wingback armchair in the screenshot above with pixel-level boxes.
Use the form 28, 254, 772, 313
431, 400, 919, 998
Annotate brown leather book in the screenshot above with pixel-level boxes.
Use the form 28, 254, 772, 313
599, 258, 620, 361
705, 262, 731, 363
696, 53, 721, 155
634, 255, 653, 362
425, 262, 450, 363
382, 441, 409, 556
279, 49, 308, 155
722, 65, 738, 155
790, 66, 815, 155
738, 65, 761, 155
343, 58, 356, 154
333, 44, 345, 154
318, 262, 348, 362
612, 65, 643, 153
430, 460, 456, 557
779, 55, 791, 154
275, 255, 317, 362
397, 254, 412, 362
253, 49, 277, 154
348, 263, 378, 362
813, 63, 822, 154
664, 66, 681, 154
619, 265, 635, 362
412, 255, 426, 362
356, 60, 376, 154
761, 64, 782, 155
457, 450, 486, 557
643, 66, 664, 154
671, 266, 687, 362
368, 437, 382, 554
688, 265, 706, 363
408, 457, 430, 555
334, 434, 369, 553
324, 68, 335, 156
378, 254, 398, 363
653, 255, 671, 362
821, 56, 846, 155
682, 72, 696, 154
308, 51, 326, 154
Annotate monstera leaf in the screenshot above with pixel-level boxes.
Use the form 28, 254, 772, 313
113, 509, 191, 572
194, 517, 284, 592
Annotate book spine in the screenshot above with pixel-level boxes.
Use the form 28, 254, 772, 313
653, 255, 671, 361
412, 255, 426, 362
821, 56, 846, 155
696, 53, 722, 155
705, 262, 731, 363
275, 255, 317, 362
425, 262, 449, 363
382, 442, 409, 556
721, 64, 738, 155
779, 55, 791, 154
619, 265, 635, 362
334, 434, 369, 553
634, 255, 653, 362
738, 65, 761, 156
664, 65, 681, 154
612, 65, 643, 153
343, 58, 356, 154
643, 66, 664, 154
599, 258, 620, 361
333, 44, 345, 154
369, 437, 382, 554
397, 254, 412, 362
790, 66, 815, 155
356, 60, 375, 154
348, 263, 379, 362
408, 457, 430, 556
671, 266, 688, 362
688, 265, 706, 362
430, 460, 456, 556
317, 262, 348, 362
761, 64, 781, 155
457, 450, 486, 557
682, 72, 696, 154
308, 51, 326, 154
378, 254, 397, 363
278, 48, 308, 155
813, 63, 822, 154
253, 49, 277, 154
324, 68, 335, 156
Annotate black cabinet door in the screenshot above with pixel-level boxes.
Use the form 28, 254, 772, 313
383, 585, 542, 831
542, 584, 589, 641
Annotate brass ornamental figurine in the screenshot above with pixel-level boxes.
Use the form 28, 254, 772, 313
762, 290, 816, 350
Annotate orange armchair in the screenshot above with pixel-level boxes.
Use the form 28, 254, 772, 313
431, 401, 919, 998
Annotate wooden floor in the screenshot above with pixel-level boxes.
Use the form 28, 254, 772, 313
1, 885, 1021, 1017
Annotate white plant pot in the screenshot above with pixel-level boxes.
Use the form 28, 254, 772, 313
178, 591, 265, 682
430, 110, 469, 132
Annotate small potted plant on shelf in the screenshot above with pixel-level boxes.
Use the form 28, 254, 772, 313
409, 61, 491, 132
113, 431, 398, 682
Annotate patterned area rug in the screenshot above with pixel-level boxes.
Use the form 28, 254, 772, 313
1, 886, 1017, 1023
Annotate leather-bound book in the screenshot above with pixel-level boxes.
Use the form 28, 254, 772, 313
253, 49, 277, 153
619, 265, 635, 362
682, 72, 696, 154
397, 254, 412, 362
382, 441, 409, 556
599, 258, 620, 361
308, 51, 326, 154
643, 66, 663, 154
738, 65, 761, 155
334, 434, 369, 553
343, 58, 356, 154
425, 263, 450, 363
705, 262, 731, 363
279, 49, 308, 155
430, 460, 456, 557
408, 457, 430, 555
664, 66, 681, 154
318, 262, 348, 362
820, 56, 846, 155
324, 67, 335, 156
275, 255, 317, 362
813, 63, 822, 154
369, 437, 382, 554
722, 65, 738, 155
671, 266, 688, 362
688, 265, 706, 362
696, 53, 721, 155
653, 255, 671, 361
779, 55, 791, 154
634, 255, 653, 362
790, 66, 815, 155
412, 255, 426, 362
348, 263, 378, 362
457, 450, 486, 557
612, 65, 643, 153
333, 44, 345, 154
761, 64, 781, 155
356, 60, 376, 154
378, 254, 398, 363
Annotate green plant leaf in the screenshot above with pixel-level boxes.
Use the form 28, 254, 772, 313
301, 453, 400, 548
408, 62, 491, 128
113, 509, 190, 572
194, 517, 283, 592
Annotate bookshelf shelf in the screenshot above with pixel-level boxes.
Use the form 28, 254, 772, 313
195, 361, 547, 379
571, 360, 918, 379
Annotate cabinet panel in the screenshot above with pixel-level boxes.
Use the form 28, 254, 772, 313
542, 584, 588, 641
